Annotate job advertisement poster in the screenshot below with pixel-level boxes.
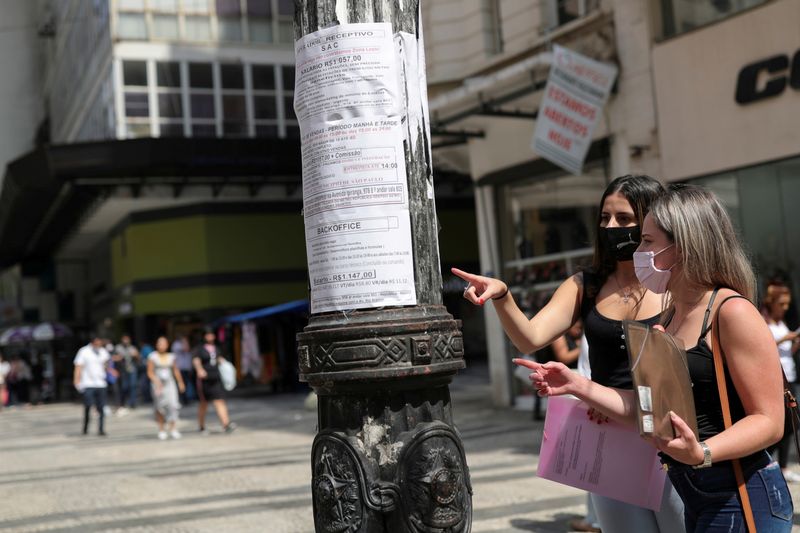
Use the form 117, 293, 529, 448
295, 21, 419, 315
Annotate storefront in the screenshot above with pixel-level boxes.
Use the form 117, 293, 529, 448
652, 0, 800, 300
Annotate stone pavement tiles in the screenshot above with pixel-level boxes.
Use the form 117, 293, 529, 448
0, 369, 798, 532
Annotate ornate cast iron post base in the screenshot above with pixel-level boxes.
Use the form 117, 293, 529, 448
299, 306, 473, 532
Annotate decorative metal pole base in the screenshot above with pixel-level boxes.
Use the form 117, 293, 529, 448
299, 305, 472, 532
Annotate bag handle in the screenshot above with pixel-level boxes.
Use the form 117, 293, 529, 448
710, 295, 757, 533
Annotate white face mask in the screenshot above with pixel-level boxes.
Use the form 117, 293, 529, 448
633, 244, 675, 294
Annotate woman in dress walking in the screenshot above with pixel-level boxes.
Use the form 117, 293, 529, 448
147, 336, 185, 440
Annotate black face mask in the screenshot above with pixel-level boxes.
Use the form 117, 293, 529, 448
601, 226, 641, 261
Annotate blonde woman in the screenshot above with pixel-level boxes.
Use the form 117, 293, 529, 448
147, 336, 185, 440
454, 175, 685, 533
521, 184, 791, 532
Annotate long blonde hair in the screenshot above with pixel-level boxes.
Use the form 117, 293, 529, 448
649, 184, 756, 302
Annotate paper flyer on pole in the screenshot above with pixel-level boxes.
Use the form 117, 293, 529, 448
537, 396, 666, 511
294, 23, 416, 313
532, 45, 618, 175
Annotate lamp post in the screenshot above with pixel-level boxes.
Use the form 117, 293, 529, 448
294, 1, 472, 531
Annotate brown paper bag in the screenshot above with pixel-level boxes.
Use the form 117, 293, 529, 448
623, 320, 698, 441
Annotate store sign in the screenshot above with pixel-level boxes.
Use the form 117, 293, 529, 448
532, 45, 618, 176
735, 49, 800, 105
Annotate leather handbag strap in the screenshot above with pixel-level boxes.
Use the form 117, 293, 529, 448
711, 295, 757, 533
782, 373, 800, 462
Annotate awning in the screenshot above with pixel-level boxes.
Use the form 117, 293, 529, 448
218, 299, 309, 325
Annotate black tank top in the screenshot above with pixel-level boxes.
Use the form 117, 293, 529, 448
665, 289, 748, 441
580, 272, 661, 389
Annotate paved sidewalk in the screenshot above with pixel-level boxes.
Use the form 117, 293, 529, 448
0, 366, 798, 532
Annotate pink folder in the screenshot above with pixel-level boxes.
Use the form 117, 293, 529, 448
537, 396, 666, 511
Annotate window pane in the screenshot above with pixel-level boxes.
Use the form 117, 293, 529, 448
278, 20, 293, 43
182, 0, 210, 13
158, 93, 183, 118
192, 123, 217, 137
159, 122, 184, 137
123, 61, 148, 86
220, 64, 244, 89
215, 0, 241, 15
156, 62, 181, 87
218, 18, 243, 41
190, 94, 215, 118
223, 121, 248, 136
222, 94, 246, 119
281, 66, 294, 90
185, 16, 212, 40
125, 93, 149, 117
119, 0, 145, 10
277, 0, 293, 16
249, 19, 272, 42
126, 122, 151, 137
254, 95, 276, 119
247, 0, 271, 16
152, 14, 179, 39
284, 95, 296, 120
151, 0, 178, 11
256, 124, 278, 137
286, 124, 300, 139
189, 63, 213, 88
117, 13, 148, 39
252, 65, 275, 90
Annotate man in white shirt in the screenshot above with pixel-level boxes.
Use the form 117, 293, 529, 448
73, 334, 111, 436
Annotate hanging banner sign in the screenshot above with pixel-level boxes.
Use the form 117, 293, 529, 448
295, 23, 416, 313
532, 45, 618, 175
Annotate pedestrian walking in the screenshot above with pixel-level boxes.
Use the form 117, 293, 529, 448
114, 334, 140, 414
147, 336, 184, 440
193, 328, 236, 434
172, 335, 194, 405
0, 352, 9, 409
453, 175, 685, 533
522, 184, 793, 532
73, 334, 112, 436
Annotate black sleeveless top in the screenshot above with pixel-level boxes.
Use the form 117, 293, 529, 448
665, 289, 748, 441
580, 272, 661, 389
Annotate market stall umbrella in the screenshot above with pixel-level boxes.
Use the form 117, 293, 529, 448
0, 326, 33, 346
32, 322, 73, 341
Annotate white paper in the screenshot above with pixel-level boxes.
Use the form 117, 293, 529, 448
295, 23, 418, 313
301, 117, 416, 313
532, 45, 618, 175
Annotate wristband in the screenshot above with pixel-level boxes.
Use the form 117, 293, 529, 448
492, 287, 509, 300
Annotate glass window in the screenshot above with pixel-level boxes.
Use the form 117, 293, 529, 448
159, 122, 184, 137
281, 66, 294, 90
215, 0, 241, 15
252, 65, 275, 90
278, 20, 294, 43
220, 64, 244, 89
185, 16, 212, 40
124, 93, 150, 117
156, 62, 181, 87
254, 95, 276, 119
117, 13, 148, 39
277, 0, 293, 16
150, 0, 178, 11
223, 121, 248, 135
283, 95, 296, 120
660, 0, 768, 38
152, 14, 179, 39
218, 18, 243, 41
190, 94, 215, 118
118, 0, 145, 10
222, 94, 247, 120
249, 19, 272, 42
123, 61, 148, 86
256, 124, 279, 137
192, 123, 217, 137
182, 0, 210, 13
247, 0, 271, 16
126, 122, 151, 137
158, 93, 183, 118
189, 63, 213, 88
285, 124, 300, 139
